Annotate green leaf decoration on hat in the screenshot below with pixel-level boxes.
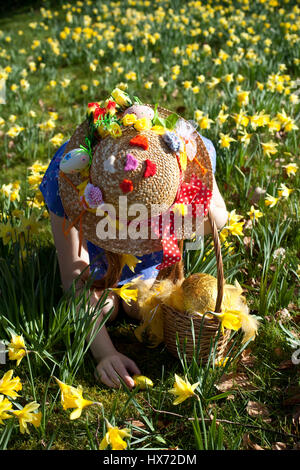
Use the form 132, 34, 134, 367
152, 103, 179, 129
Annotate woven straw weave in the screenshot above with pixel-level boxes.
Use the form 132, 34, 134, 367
162, 305, 230, 363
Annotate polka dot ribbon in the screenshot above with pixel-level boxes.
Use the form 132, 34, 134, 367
154, 173, 212, 270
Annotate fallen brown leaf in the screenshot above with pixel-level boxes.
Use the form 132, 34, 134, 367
239, 348, 256, 368
277, 359, 295, 370
274, 347, 284, 358
126, 419, 146, 436
215, 372, 256, 392
242, 433, 264, 450
275, 308, 291, 322
271, 442, 287, 450
246, 401, 271, 423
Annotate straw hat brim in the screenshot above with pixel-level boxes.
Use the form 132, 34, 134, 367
58, 105, 213, 255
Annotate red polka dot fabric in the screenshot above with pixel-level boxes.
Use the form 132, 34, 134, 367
153, 174, 212, 270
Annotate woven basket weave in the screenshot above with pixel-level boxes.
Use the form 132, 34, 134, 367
162, 209, 230, 363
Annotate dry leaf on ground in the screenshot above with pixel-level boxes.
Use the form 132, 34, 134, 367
215, 372, 256, 392
246, 401, 272, 423
277, 359, 295, 370
242, 433, 264, 450
271, 442, 287, 450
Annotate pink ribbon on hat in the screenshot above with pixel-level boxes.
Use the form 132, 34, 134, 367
153, 173, 212, 270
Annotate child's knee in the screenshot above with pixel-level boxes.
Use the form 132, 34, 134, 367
122, 299, 142, 321
98, 292, 119, 322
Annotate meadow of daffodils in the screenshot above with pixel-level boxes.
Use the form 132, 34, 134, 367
0, 0, 299, 451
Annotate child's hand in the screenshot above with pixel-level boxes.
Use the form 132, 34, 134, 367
95, 352, 141, 389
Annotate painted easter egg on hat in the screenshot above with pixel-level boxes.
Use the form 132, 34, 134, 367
123, 104, 154, 121
60, 148, 90, 174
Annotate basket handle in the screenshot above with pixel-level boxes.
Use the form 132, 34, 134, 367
207, 209, 224, 313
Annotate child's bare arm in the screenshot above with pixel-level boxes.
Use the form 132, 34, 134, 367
50, 211, 140, 388
50, 211, 90, 291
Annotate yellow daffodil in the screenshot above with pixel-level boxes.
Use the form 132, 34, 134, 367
11, 401, 41, 434
50, 133, 64, 146
0, 222, 18, 245
54, 377, 95, 420
219, 310, 242, 334
133, 375, 153, 389
261, 141, 278, 157
0, 370, 22, 398
169, 374, 200, 405
0, 395, 13, 424
111, 282, 138, 305
219, 133, 236, 148
8, 335, 27, 365
121, 254, 141, 273
278, 183, 293, 199
237, 91, 250, 107
247, 206, 263, 221
282, 163, 298, 177
197, 115, 214, 130
225, 221, 244, 237
6, 125, 25, 138
265, 194, 278, 207
99, 419, 131, 450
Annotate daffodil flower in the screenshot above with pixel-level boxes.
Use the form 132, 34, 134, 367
247, 205, 263, 221
99, 419, 131, 450
0, 395, 13, 424
0, 370, 22, 398
8, 334, 27, 366
111, 282, 138, 305
11, 401, 41, 434
54, 377, 96, 420
169, 374, 200, 405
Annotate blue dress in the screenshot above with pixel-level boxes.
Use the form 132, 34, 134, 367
40, 135, 216, 285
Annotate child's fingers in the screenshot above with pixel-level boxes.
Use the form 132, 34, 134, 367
123, 357, 141, 376
103, 364, 122, 387
111, 358, 135, 388
96, 368, 117, 389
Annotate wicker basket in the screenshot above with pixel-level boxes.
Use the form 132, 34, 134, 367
162, 209, 230, 363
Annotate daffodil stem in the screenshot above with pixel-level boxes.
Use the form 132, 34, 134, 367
26, 348, 37, 402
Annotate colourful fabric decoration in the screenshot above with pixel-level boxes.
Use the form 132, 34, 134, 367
83, 183, 103, 209
129, 135, 149, 150
153, 174, 212, 270
124, 153, 139, 171
163, 131, 181, 152
103, 155, 116, 174
143, 159, 157, 178
120, 179, 134, 193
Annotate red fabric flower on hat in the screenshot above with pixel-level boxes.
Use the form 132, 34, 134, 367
143, 159, 157, 178
154, 174, 213, 270
120, 179, 134, 193
130, 135, 149, 150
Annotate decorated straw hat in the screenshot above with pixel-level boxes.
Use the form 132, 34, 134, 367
58, 88, 213, 270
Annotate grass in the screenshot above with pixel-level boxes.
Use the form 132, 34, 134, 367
0, 0, 299, 451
